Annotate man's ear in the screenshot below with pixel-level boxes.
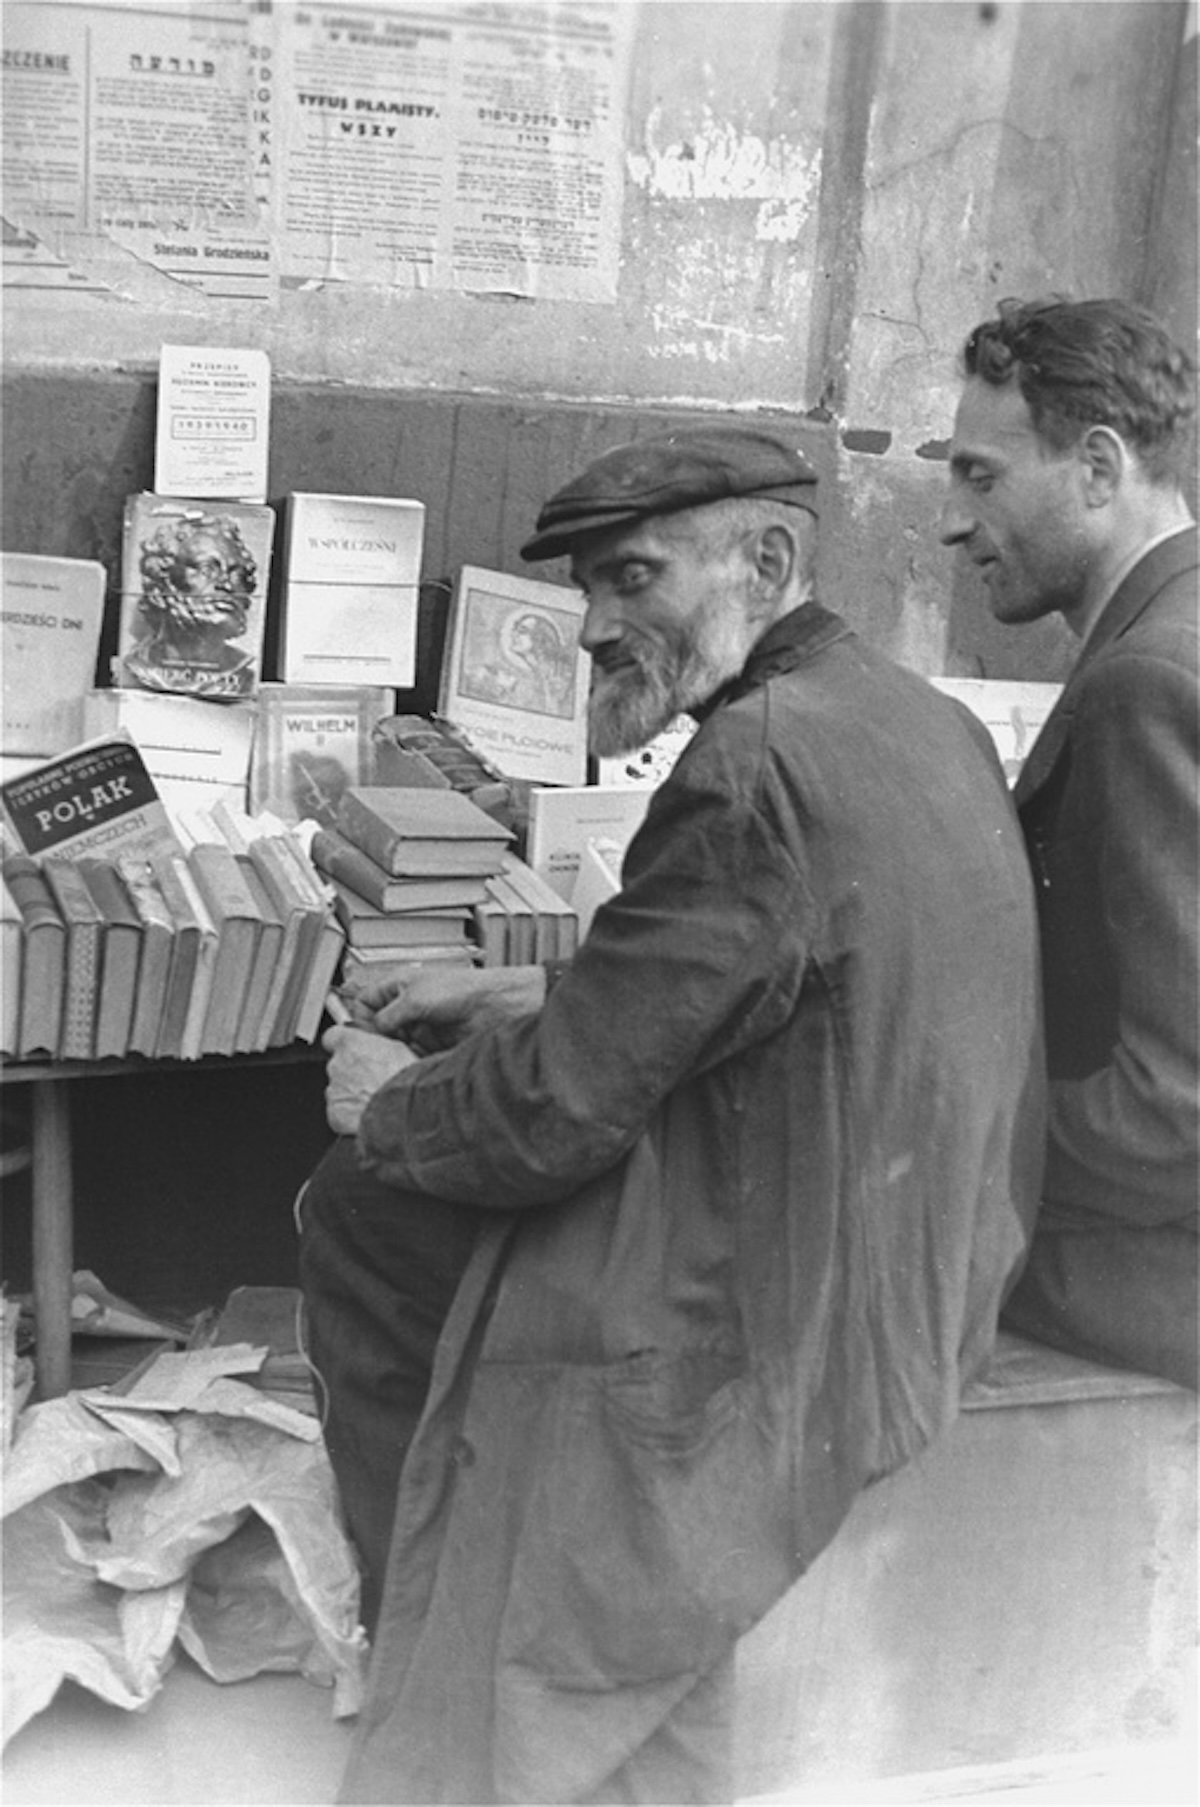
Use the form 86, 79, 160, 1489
753, 522, 798, 593
1079, 425, 1126, 506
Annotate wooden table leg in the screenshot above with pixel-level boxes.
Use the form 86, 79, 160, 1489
31, 1077, 73, 1399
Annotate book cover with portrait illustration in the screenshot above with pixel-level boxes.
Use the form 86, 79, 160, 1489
438, 566, 589, 787
116, 493, 276, 701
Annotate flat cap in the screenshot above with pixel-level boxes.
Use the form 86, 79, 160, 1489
520, 424, 819, 562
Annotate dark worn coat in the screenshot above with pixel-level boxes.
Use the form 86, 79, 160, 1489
1004, 528, 1199, 1385
344, 604, 1046, 1803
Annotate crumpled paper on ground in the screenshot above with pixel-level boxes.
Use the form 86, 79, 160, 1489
1, 1347, 368, 1749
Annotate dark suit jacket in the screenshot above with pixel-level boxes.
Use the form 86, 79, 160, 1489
1003, 527, 1199, 1385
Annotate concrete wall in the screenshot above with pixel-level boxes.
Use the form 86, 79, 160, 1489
3, 0, 1196, 683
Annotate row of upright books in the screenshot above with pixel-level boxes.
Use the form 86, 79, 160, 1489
0, 732, 344, 1064
1, 803, 343, 1066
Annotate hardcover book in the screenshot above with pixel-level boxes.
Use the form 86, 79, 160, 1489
177, 821, 265, 1059
149, 846, 218, 1061
278, 493, 424, 688
438, 566, 589, 787
331, 882, 471, 950
0, 732, 182, 867
271, 834, 344, 1046
2, 852, 65, 1060
116, 493, 276, 701
77, 857, 143, 1061
1, 553, 107, 756
250, 684, 396, 827
309, 825, 490, 914
42, 857, 104, 1061
232, 856, 285, 1053
0, 877, 21, 1057
82, 689, 255, 819
496, 851, 579, 963
115, 855, 177, 1060
526, 785, 650, 902
481, 872, 536, 965
337, 786, 513, 879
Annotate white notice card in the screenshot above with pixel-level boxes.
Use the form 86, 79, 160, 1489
155, 346, 271, 502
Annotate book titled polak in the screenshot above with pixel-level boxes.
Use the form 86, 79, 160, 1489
439, 566, 590, 787
117, 493, 276, 701
0, 732, 180, 865
279, 493, 424, 688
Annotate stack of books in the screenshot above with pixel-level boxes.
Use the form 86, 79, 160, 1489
310, 785, 516, 987
0, 740, 344, 1063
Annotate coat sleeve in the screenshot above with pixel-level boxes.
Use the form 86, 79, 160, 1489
355, 754, 814, 1206
1044, 647, 1199, 1223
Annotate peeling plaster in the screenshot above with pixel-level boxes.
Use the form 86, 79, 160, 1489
627, 105, 821, 229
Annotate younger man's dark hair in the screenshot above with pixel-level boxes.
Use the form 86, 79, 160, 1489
963, 297, 1196, 484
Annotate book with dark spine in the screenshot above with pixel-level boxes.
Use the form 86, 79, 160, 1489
2, 852, 65, 1059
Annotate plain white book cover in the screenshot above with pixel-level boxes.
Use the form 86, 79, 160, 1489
930, 678, 1062, 786
2, 553, 107, 756
439, 566, 589, 787
527, 785, 650, 901
154, 346, 271, 502
82, 689, 255, 817
281, 493, 425, 687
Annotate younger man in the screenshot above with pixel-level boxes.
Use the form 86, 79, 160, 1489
941, 296, 1198, 1389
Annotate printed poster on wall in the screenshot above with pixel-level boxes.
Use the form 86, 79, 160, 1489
1, 0, 270, 301
275, 0, 629, 301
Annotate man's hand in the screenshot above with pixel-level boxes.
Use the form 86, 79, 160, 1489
322, 1024, 420, 1136
357, 964, 548, 1052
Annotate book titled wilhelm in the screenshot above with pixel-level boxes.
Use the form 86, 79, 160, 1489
1, 553, 107, 756
250, 683, 395, 827
279, 493, 424, 688
117, 493, 276, 700
439, 566, 589, 788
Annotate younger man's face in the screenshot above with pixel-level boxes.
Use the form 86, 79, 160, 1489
940, 378, 1095, 632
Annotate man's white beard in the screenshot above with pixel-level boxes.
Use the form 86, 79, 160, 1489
588, 602, 757, 757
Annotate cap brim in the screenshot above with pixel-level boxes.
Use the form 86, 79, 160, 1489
520, 506, 646, 563
520, 485, 818, 564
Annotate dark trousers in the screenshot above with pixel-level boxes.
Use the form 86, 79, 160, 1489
297, 1136, 491, 1631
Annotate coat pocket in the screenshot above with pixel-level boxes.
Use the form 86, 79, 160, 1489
496, 1352, 793, 1687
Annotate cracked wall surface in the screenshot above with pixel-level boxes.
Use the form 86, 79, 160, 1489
3, 0, 1195, 680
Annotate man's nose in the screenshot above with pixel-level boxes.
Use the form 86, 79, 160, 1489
579, 594, 615, 653
939, 491, 973, 547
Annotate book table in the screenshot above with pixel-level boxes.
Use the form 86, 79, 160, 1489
2, 1045, 322, 1399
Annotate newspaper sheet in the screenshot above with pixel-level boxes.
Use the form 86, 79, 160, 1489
276, 0, 628, 300
2, 0, 269, 301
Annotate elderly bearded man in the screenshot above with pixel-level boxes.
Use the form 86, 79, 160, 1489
299, 425, 1046, 1805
